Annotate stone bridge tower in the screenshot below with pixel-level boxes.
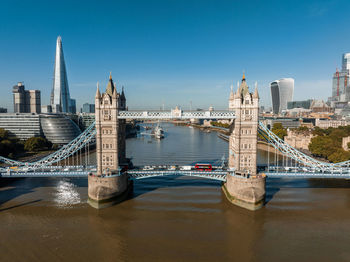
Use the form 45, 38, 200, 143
88, 73, 131, 209
223, 74, 266, 211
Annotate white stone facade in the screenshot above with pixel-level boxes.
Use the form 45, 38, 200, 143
229, 75, 259, 175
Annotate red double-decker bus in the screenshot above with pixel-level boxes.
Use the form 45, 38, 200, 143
194, 163, 212, 171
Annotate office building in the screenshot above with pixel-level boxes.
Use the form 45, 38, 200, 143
270, 78, 294, 114
332, 53, 350, 102
82, 103, 95, 113
0, 113, 42, 140
50, 36, 76, 113
287, 99, 312, 109
12, 82, 41, 113
0, 113, 81, 144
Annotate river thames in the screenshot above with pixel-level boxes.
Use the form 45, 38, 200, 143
1, 123, 350, 261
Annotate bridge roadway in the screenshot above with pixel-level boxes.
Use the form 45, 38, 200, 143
2, 166, 350, 179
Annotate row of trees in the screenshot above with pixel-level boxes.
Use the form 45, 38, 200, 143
0, 128, 53, 159
210, 121, 230, 128
309, 126, 350, 163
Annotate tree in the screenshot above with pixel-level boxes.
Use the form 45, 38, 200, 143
271, 123, 287, 140
328, 148, 350, 163
0, 128, 9, 141
24, 137, 51, 152
309, 136, 335, 158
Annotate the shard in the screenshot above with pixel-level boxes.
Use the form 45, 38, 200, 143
50, 36, 76, 113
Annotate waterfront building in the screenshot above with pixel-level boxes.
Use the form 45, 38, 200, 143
0, 113, 42, 139
270, 78, 294, 114
12, 82, 41, 113
50, 36, 76, 113
40, 114, 81, 144
78, 113, 95, 130
82, 103, 95, 113
0, 113, 80, 143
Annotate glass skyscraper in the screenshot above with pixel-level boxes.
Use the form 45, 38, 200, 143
270, 78, 294, 114
331, 53, 350, 102
50, 36, 76, 113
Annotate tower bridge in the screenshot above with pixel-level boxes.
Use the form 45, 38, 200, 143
2, 73, 350, 211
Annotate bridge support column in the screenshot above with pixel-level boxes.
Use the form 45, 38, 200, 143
223, 74, 265, 210
222, 174, 265, 211
88, 173, 132, 209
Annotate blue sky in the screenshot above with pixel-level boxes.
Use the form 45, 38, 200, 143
1, 0, 350, 111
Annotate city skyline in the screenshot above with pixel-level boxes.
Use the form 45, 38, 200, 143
1, 1, 350, 111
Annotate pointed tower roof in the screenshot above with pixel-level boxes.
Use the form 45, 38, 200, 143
106, 72, 115, 97
112, 85, 118, 99
239, 73, 249, 97
253, 81, 259, 98
95, 82, 101, 99
229, 84, 234, 100
121, 86, 126, 100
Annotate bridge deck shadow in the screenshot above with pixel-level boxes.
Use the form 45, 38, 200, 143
130, 175, 222, 199
265, 177, 350, 204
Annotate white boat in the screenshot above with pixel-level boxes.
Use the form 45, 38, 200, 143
153, 122, 164, 139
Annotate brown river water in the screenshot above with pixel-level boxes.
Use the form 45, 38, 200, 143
1, 123, 350, 262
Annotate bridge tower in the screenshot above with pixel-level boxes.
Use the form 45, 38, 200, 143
223, 74, 266, 210
88, 73, 131, 209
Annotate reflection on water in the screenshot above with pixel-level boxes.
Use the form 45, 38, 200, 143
1, 123, 350, 261
53, 180, 81, 208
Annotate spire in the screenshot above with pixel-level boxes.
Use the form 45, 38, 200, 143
253, 82, 259, 98
95, 82, 101, 99
239, 73, 249, 97
50, 36, 72, 113
121, 86, 126, 99
229, 84, 234, 100
112, 85, 117, 99
106, 73, 115, 97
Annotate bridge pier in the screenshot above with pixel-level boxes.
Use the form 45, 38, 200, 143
88, 173, 132, 209
222, 173, 265, 211
223, 74, 265, 210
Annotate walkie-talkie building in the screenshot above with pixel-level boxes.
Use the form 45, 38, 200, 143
270, 78, 294, 114
50, 36, 76, 113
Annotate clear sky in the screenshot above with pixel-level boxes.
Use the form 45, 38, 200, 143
1, 0, 350, 111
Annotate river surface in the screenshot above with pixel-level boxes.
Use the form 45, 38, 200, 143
1, 123, 350, 262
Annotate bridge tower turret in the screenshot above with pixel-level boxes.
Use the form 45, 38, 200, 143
223, 74, 266, 211
88, 73, 131, 209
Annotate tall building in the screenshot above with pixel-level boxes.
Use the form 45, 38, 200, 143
228, 73, 259, 175
82, 103, 95, 113
50, 36, 75, 113
332, 53, 350, 102
12, 82, 41, 113
95, 73, 127, 175
270, 78, 294, 114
